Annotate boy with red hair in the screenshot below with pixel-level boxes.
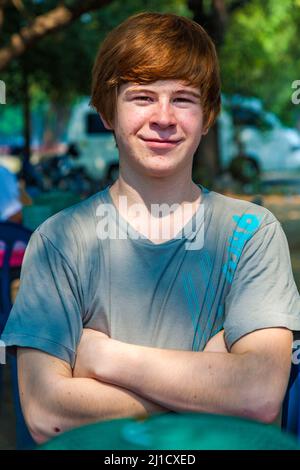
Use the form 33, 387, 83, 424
2, 12, 299, 444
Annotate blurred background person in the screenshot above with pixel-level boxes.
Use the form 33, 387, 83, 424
0, 164, 22, 223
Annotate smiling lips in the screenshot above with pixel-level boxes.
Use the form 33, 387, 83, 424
140, 136, 182, 148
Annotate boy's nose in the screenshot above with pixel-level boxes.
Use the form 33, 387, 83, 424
149, 102, 177, 128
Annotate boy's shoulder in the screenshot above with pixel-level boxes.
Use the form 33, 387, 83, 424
206, 189, 278, 235
35, 188, 109, 251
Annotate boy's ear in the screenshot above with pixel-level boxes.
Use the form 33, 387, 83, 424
202, 109, 214, 136
99, 113, 114, 130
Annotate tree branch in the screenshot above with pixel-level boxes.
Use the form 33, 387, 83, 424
0, 0, 111, 71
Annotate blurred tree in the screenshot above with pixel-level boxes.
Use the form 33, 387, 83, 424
2, 1, 299, 186
0, 0, 114, 173
0, 0, 113, 71
0, 0, 190, 175
188, 0, 253, 185
189, 0, 300, 185
220, 0, 300, 125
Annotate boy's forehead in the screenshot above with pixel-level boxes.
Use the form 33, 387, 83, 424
119, 80, 200, 95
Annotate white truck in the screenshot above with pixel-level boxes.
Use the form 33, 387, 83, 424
66, 98, 119, 182
219, 95, 300, 174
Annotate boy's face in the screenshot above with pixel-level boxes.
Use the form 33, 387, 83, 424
101, 79, 208, 179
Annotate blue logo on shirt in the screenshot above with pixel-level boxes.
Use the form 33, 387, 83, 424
223, 213, 262, 283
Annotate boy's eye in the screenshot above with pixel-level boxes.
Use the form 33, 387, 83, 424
174, 98, 192, 103
134, 96, 193, 103
135, 96, 152, 101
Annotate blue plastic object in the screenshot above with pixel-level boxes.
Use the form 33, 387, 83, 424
282, 351, 300, 441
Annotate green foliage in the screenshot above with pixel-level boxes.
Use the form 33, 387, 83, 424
1, 0, 190, 107
0, 0, 189, 140
3, 0, 299, 136
0, 105, 22, 135
220, 0, 300, 125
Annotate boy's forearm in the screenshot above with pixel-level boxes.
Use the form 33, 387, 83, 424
28, 376, 167, 444
76, 332, 250, 418
94, 341, 245, 415
92, 338, 284, 423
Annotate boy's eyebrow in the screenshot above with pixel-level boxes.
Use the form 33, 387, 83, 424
124, 87, 201, 99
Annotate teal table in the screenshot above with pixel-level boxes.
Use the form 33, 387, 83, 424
38, 413, 300, 450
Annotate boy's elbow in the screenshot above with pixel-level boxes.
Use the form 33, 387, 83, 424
239, 354, 288, 425
25, 400, 62, 445
25, 408, 48, 445
242, 388, 282, 424
17, 348, 73, 444
29, 426, 49, 446
248, 401, 281, 424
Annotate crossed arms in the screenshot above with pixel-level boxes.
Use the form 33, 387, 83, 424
18, 327, 292, 444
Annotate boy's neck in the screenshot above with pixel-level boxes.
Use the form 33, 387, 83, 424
109, 174, 201, 210
108, 176, 202, 244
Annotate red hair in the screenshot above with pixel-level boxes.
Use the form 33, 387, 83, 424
91, 12, 221, 130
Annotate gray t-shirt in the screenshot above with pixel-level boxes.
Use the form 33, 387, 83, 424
2, 185, 300, 367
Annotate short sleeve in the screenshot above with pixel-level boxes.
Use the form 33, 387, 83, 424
1, 229, 83, 366
224, 221, 300, 350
